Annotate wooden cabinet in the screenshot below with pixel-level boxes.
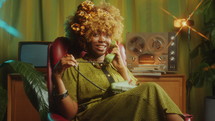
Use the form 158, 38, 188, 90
7, 74, 41, 121
136, 74, 186, 113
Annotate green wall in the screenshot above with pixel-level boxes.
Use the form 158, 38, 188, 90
0, 0, 211, 121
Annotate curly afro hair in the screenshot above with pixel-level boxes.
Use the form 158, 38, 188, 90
64, 1, 124, 52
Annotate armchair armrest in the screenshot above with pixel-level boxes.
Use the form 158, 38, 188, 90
48, 113, 69, 121
47, 113, 192, 121
184, 113, 193, 121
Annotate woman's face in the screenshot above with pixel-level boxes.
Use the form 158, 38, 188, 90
87, 32, 111, 57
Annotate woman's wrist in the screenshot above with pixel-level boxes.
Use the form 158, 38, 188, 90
117, 67, 130, 81
53, 74, 62, 82
52, 73, 68, 95
117, 66, 127, 73
53, 90, 69, 101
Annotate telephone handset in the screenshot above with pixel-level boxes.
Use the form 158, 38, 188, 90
104, 40, 117, 64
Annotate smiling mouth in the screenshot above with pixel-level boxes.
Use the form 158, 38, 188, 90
96, 45, 107, 51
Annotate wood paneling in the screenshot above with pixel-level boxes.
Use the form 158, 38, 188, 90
136, 74, 186, 112
7, 74, 41, 121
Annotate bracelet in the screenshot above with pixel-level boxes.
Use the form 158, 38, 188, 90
53, 90, 69, 101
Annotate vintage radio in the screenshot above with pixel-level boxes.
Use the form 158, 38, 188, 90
126, 32, 178, 73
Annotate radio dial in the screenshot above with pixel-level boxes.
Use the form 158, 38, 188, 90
170, 57, 175, 61
170, 51, 175, 55
171, 42, 175, 46
170, 36, 175, 40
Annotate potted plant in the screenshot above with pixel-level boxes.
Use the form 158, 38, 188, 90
188, 0, 215, 96
187, 0, 215, 120
0, 60, 49, 121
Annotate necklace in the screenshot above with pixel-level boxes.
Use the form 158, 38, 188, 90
91, 62, 106, 69
82, 56, 107, 69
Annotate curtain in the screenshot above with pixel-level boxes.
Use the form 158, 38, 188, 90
0, 0, 208, 121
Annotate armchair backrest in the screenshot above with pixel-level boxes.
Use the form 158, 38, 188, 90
47, 37, 69, 96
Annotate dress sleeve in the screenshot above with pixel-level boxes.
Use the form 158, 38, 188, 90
62, 67, 78, 102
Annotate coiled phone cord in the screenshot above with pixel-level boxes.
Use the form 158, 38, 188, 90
73, 66, 107, 91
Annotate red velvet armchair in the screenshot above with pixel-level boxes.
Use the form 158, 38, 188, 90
46, 37, 193, 121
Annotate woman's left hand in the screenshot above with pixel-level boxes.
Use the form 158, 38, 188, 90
111, 45, 131, 81
111, 45, 127, 71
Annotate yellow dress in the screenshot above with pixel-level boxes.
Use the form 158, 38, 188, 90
62, 58, 182, 121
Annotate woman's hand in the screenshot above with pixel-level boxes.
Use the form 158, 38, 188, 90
111, 45, 126, 71
53, 54, 78, 79
111, 45, 131, 82
51, 54, 79, 119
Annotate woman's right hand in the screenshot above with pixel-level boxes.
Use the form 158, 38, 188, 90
51, 54, 79, 119
53, 54, 78, 80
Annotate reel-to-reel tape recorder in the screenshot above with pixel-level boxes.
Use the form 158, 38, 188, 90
126, 32, 178, 72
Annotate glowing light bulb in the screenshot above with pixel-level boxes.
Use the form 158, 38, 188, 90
182, 21, 187, 27
174, 19, 187, 28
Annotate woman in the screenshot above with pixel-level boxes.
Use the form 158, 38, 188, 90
52, 1, 184, 121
